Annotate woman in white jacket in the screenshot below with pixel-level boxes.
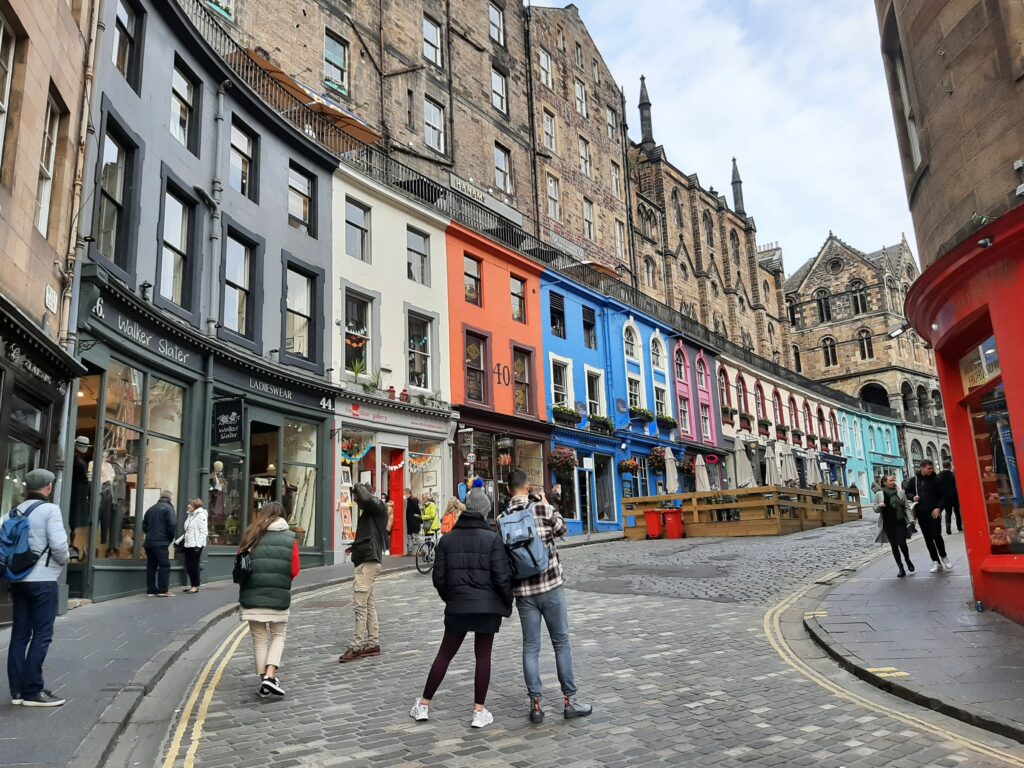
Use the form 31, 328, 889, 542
180, 498, 209, 593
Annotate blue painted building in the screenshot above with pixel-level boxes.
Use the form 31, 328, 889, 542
837, 406, 906, 505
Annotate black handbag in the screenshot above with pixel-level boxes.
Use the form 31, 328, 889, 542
906, 521, 918, 538
232, 550, 252, 583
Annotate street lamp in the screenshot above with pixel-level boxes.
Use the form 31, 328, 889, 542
887, 322, 912, 339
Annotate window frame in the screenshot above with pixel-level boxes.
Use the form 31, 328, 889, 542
550, 354, 573, 409
678, 395, 692, 433
651, 336, 666, 371
35, 94, 61, 238
344, 197, 371, 263
154, 164, 203, 324
542, 109, 557, 152
654, 385, 668, 418
699, 403, 712, 440
822, 337, 838, 367
606, 105, 617, 140
464, 330, 490, 405
170, 56, 201, 155
546, 174, 561, 219
549, 292, 566, 339
229, 117, 259, 202
407, 310, 434, 391
696, 359, 708, 389
624, 326, 639, 360
280, 252, 325, 372
0, 11, 17, 174
582, 306, 597, 350
578, 136, 591, 176
586, 368, 605, 417
615, 220, 625, 260
343, 288, 374, 377
574, 79, 588, 117
287, 162, 317, 237
112, 0, 145, 92
406, 226, 430, 286
488, 2, 505, 46
217, 216, 265, 352
493, 141, 512, 193
324, 29, 350, 95
510, 275, 527, 323
610, 161, 621, 198
627, 375, 642, 409
582, 197, 595, 241
423, 95, 446, 153
490, 67, 508, 114
422, 14, 442, 67
464, 254, 482, 306
539, 47, 553, 89
513, 347, 533, 415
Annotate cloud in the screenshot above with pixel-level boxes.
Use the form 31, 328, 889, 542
542, 0, 916, 273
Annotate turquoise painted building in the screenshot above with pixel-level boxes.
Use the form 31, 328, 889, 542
837, 407, 906, 505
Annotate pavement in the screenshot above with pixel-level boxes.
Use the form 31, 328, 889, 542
137, 520, 1024, 768
804, 526, 1024, 742
0, 532, 622, 768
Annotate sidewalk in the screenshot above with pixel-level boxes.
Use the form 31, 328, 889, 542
1, 532, 623, 768
804, 528, 1024, 742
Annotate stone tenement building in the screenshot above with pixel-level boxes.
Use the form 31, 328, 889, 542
629, 78, 790, 364
785, 233, 949, 466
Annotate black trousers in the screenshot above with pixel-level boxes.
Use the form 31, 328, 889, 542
945, 501, 963, 533
184, 547, 203, 588
883, 520, 911, 569
145, 545, 171, 594
915, 511, 947, 562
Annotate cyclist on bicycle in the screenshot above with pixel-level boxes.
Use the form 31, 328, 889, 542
421, 493, 441, 538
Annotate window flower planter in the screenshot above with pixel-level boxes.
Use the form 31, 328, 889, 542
588, 415, 614, 433
656, 415, 678, 431
629, 406, 655, 423
738, 413, 754, 431
552, 405, 582, 426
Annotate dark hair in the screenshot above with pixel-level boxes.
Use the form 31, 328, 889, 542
919, 459, 934, 469
942, 460, 952, 469
509, 468, 529, 492
238, 502, 288, 554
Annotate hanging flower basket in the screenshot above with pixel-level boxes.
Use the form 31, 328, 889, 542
648, 446, 669, 474
629, 406, 655, 422
546, 447, 579, 477
677, 460, 695, 476
618, 458, 640, 475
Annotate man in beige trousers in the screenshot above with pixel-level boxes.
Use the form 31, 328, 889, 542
339, 484, 389, 662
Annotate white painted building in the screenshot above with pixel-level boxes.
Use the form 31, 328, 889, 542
329, 164, 455, 556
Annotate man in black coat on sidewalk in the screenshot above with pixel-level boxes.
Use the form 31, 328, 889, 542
142, 491, 177, 596
904, 460, 952, 573
404, 488, 422, 555
939, 460, 962, 534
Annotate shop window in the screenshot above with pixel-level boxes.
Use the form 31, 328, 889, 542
551, 360, 569, 408
170, 59, 199, 153
407, 227, 429, 285
465, 333, 487, 403
408, 313, 431, 389
229, 120, 258, 201
288, 163, 316, 236
513, 348, 532, 414
113, 0, 143, 90
550, 292, 566, 338
464, 255, 482, 305
345, 293, 371, 374
583, 306, 596, 349
283, 419, 318, 547
345, 198, 370, 262
1, 390, 48, 513
511, 276, 526, 323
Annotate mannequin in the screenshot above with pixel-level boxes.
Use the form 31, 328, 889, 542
89, 451, 117, 558
208, 460, 227, 529
70, 436, 91, 560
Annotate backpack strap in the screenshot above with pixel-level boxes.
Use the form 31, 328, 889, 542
11, 500, 46, 519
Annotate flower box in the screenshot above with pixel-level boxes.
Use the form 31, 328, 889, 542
552, 405, 582, 426
738, 413, 754, 431
629, 406, 655, 423
588, 415, 614, 433
655, 415, 678, 431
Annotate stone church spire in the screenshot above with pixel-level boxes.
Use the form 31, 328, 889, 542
639, 75, 654, 149
731, 157, 745, 216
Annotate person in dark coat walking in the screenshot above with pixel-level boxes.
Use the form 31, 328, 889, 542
142, 491, 177, 596
404, 489, 422, 555
874, 475, 914, 577
410, 487, 512, 729
939, 460, 962, 534
904, 460, 952, 573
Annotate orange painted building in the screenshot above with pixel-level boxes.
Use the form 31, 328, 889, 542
446, 222, 552, 511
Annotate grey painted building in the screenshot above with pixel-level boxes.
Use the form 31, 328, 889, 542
65, 0, 337, 602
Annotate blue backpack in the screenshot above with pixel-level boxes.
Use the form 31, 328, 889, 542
498, 503, 551, 579
0, 501, 47, 582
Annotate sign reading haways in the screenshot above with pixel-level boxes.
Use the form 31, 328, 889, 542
212, 398, 244, 445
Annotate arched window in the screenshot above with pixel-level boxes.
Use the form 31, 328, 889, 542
651, 336, 665, 369
711, 282, 719, 297
674, 349, 687, 381
887, 278, 900, 312
624, 326, 638, 359
910, 439, 924, 466
729, 230, 740, 264
767, 323, 775, 347
644, 257, 658, 289
790, 396, 800, 431
830, 413, 838, 441
841, 416, 849, 445
803, 403, 812, 434
869, 427, 876, 450
672, 188, 683, 228
940, 444, 951, 465
886, 431, 893, 453
736, 375, 748, 413
815, 289, 832, 323
755, 385, 765, 420
702, 211, 715, 247
739, 295, 746, 311
762, 280, 771, 300
718, 367, 730, 406
787, 298, 797, 326
850, 280, 868, 315
696, 359, 708, 389
821, 337, 838, 367
792, 345, 802, 373
857, 329, 874, 360
772, 392, 783, 425
816, 407, 827, 436
925, 443, 937, 464
680, 262, 688, 280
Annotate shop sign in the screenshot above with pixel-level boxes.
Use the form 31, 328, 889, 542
0, 334, 56, 387
212, 360, 335, 412
449, 173, 524, 225
337, 398, 449, 435
88, 296, 204, 373
212, 398, 244, 445
959, 335, 1001, 393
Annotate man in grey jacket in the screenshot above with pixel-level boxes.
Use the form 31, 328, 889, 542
7, 469, 70, 708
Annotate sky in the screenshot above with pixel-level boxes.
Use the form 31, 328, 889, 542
538, 0, 917, 275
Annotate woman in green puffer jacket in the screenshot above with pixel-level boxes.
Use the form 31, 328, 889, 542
874, 475, 914, 578
237, 502, 300, 698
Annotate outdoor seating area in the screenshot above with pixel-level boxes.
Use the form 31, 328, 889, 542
622, 483, 862, 539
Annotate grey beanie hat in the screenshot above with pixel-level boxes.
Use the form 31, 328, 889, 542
465, 487, 491, 516
24, 468, 56, 491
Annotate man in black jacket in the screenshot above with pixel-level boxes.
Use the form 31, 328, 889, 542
904, 460, 952, 573
142, 491, 177, 596
339, 484, 389, 663
404, 489, 422, 555
939, 460, 962, 534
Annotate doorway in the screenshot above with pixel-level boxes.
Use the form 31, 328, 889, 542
593, 454, 617, 523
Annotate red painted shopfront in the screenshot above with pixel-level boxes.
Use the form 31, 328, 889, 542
906, 205, 1024, 622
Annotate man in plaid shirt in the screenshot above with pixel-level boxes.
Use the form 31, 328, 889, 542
505, 469, 593, 724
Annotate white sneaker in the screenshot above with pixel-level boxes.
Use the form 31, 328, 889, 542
410, 699, 429, 721
942, 557, 953, 571
471, 708, 494, 728
930, 562, 942, 573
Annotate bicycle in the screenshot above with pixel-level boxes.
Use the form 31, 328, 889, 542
415, 532, 439, 574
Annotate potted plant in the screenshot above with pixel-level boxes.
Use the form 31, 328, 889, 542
721, 405, 736, 425
806, 432, 818, 447
738, 412, 754, 431
629, 406, 655, 423
618, 457, 640, 476
648, 446, 668, 474
656, 414, 678, 431
677, 460, 695, 476
588, 414, 614, 433
757, 418, 772, 436
775, 423, 790, 439
546, 447, 579, 478
552, 405, 583, 426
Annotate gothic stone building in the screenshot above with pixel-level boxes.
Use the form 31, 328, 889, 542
785, 233, 949, 468
628, 77, 790, 364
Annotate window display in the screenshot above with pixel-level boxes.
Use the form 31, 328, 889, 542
284, 418, 318, 546
970, 382, 1022, 553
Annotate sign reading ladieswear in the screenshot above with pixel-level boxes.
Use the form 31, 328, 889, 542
212, 360, 336, 412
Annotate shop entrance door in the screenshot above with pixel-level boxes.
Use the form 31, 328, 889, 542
593, 454, 616, 524
574, 466, 596, 535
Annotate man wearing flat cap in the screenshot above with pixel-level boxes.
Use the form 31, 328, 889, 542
6, 468, 70, 708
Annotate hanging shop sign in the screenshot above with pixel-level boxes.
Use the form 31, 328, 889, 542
212, 398, 244, 445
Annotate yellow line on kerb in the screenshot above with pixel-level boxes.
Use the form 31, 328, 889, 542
163, 582, 349, 766
764, 572, 1024, 766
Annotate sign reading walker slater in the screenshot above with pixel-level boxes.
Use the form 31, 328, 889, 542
87, 294, 205, 374
212, 398, 244, 445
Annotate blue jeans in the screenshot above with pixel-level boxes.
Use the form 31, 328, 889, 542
516, 585, 577, 698
7, 581, 59, 697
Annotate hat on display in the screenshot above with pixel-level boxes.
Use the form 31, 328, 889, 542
75, 436, 90, 449
24, 468, 56, 491
465, 487, 491, 516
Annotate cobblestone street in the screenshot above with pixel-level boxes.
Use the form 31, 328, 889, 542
158, 522, 1024, 768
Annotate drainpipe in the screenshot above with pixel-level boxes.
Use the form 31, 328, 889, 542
206, 81, 229, 338
523, 4, 542, 239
